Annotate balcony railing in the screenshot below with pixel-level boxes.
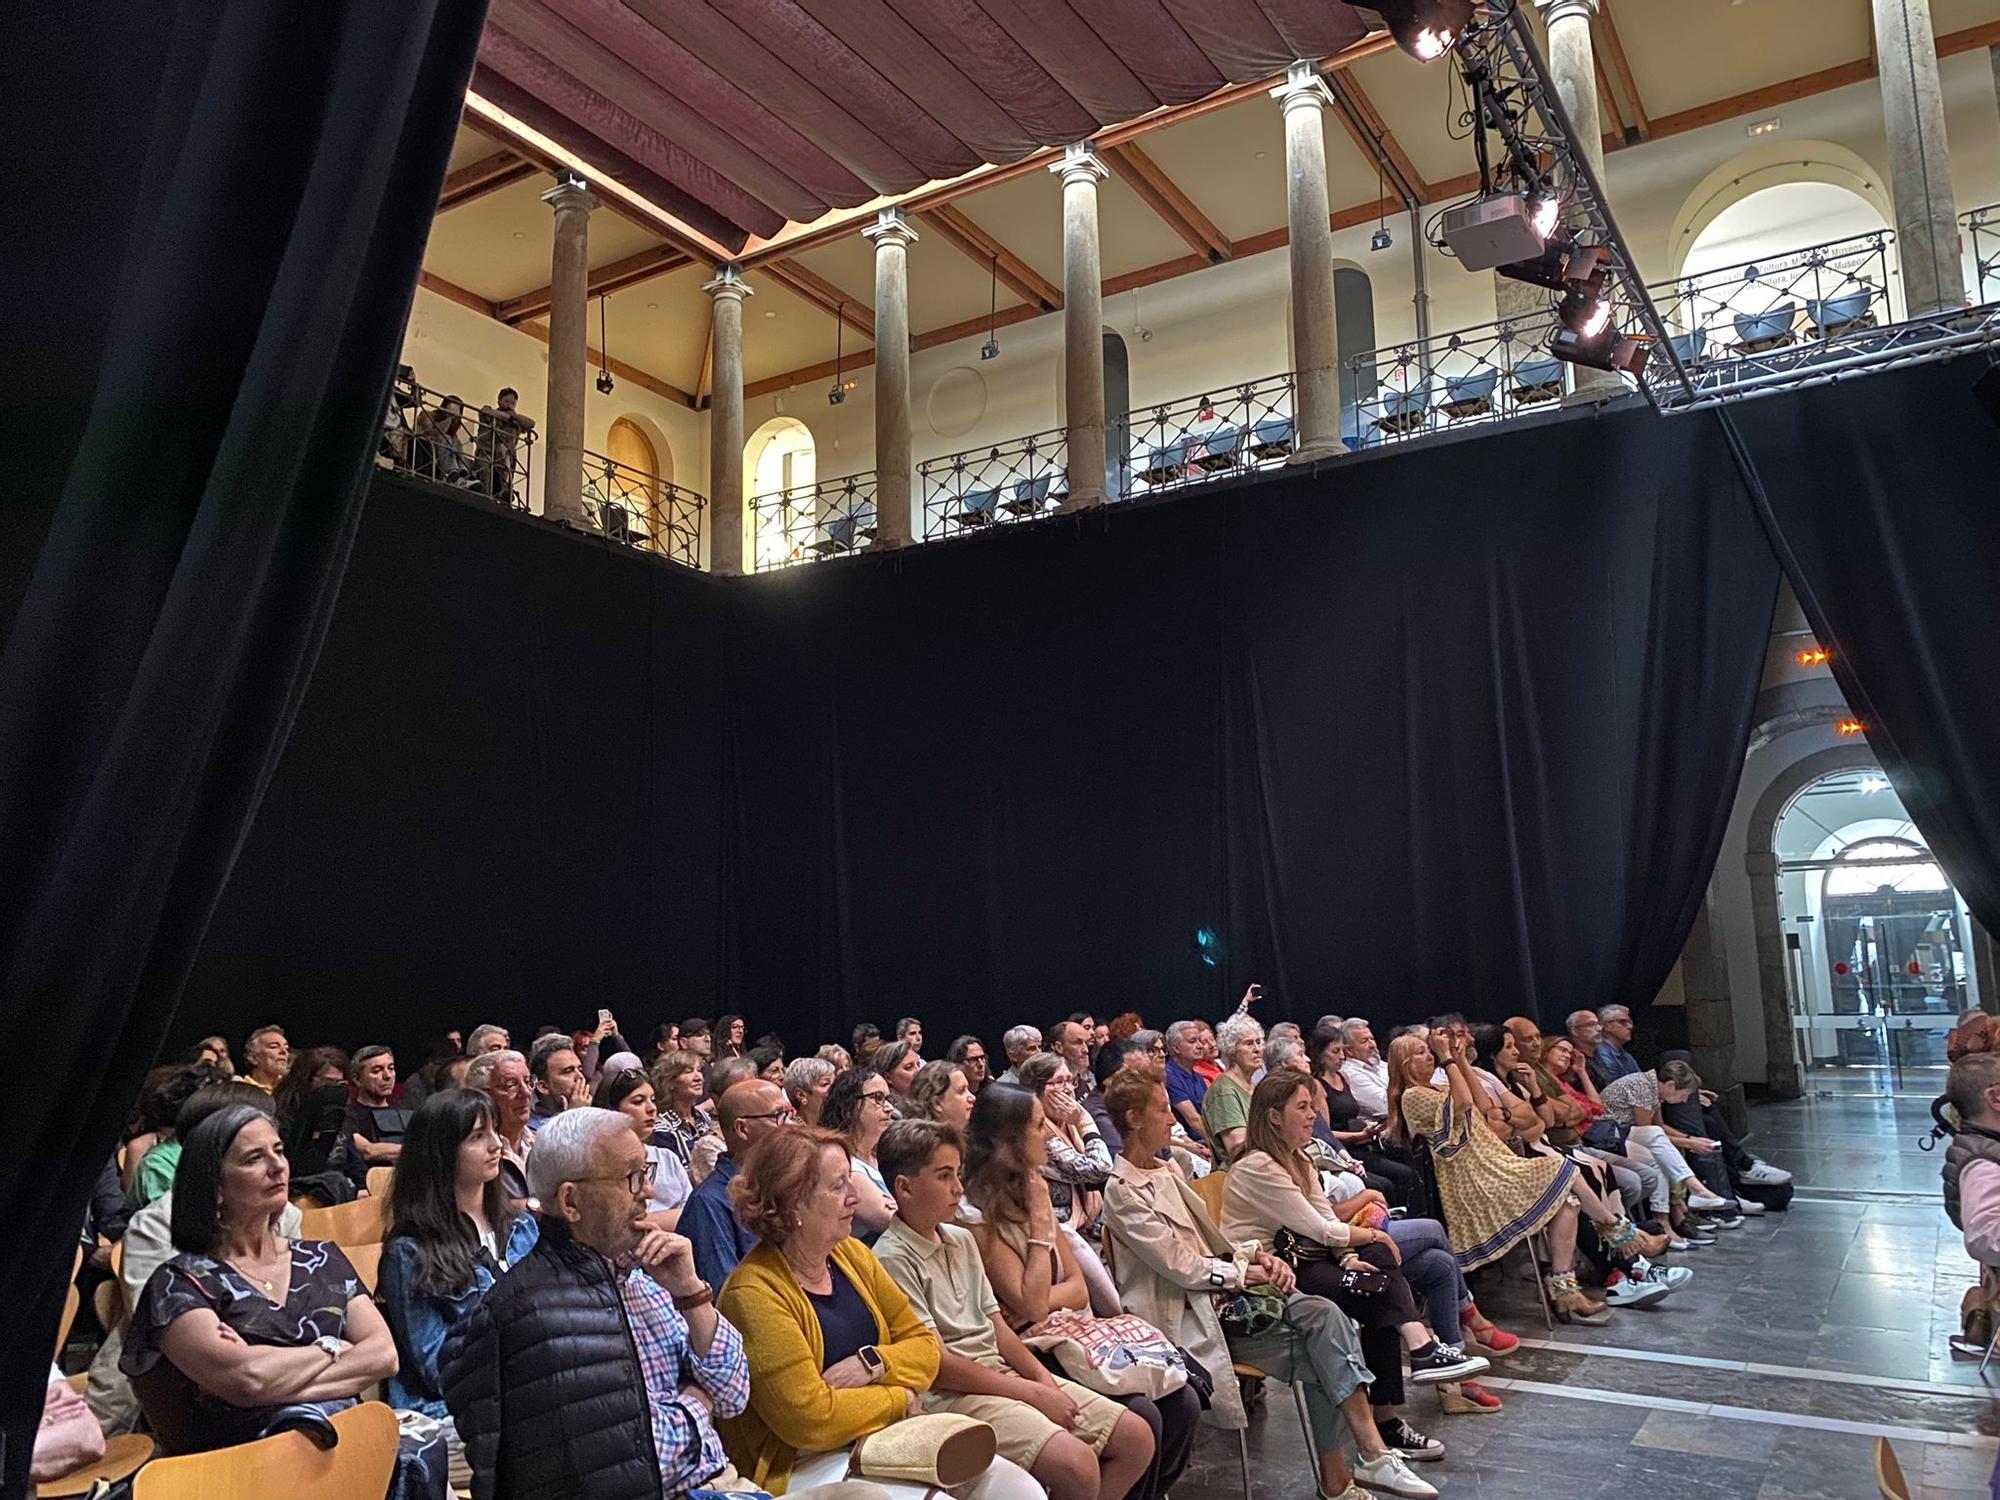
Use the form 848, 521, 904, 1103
920, 428, 1068, 541
380, 376, 535, 512
1349, 310, 1565, 449
1966, 204, 2000, 304
1121, 372, 1297, 498
1650, 229, 1896, 370
581, 451, 704, 569
752, 473, 879, 570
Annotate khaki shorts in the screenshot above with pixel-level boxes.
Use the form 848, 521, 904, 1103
934, 1376, 1124, 1468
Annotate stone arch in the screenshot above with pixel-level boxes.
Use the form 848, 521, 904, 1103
1665, 140, 1893, 281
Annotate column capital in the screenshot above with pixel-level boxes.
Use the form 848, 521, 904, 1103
862, 206, 920, 250
702, 265, 753, 304
1269, 59, 1333, 114
1538, 0, 1599, 25
1049, 141, 1109, 188
541, 175, 599, 216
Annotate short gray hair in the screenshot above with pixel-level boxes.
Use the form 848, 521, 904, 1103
1165, 1020, 1204, 1048
896, 1017, 923, 1039
1215, 1014, 1264, 1060
466, 1048, 525, 1091
785, 1056, 835, 1096
1596, 1005, 1631, 1024
1658, 1059, 1700, 1093
1265, 1035, 1307, 1075
1315, 1015, 1346, 1033
1566, 1010, 1598, 1031
1003, 1024, 1041, 1060
527, 1107, 633, 1201
1340, 1019, 1373, 1044
467, 1023, 508, 1052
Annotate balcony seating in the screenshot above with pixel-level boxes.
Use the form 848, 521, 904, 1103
1375, 385, 1431, 436
810, 516, 858, 555
1667, 328, 1707, 367
1248, 416, 1295, 460
600, 500, 632, 542
1510, 359, 1564, 405
1006, 474, 1061, 515
1441, 370, 1499, 420
1807, 291, 1875, 338
1137, 437, 1191, 486
956, 487, 999, 527
1733, 303, 1798, 353
1191, 425, 1240, 472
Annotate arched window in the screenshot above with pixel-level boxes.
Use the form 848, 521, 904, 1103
1103, 329, 1130, 497
746, 416, 817, 571
1333, 266, 1377, 448
1823, 838, 1949, 898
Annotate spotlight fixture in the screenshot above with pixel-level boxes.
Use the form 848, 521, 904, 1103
596, 368, 615, 395
828, 307, 847, 405
1499, 231, 1603, 292
1550, 272, 1645, 374
1372, 225, 1394, 252
980, 254, 1002, 360
1557, 272, 1612, 338
594, 295, 615, 396
1528, 189, 1561, 241
1365, 0, 1476, 60
1370, 159, 1392, 252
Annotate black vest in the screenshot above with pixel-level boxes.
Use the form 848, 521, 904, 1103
1942, 1124, 2000, 1230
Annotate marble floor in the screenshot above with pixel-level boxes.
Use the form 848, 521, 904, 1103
1176, 1094, 1994, 1500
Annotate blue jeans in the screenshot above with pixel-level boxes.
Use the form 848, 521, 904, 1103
1385, 1217, 1468, 1344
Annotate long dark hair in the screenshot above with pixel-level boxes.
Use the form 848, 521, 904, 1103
961, 1082, 1037, 1235
820, 1067, 878, 1138
387, 1088, 517, 1296
273, 1045, 349, 1129
714, 1013, 746, 1057
170, 1105, 281, 1253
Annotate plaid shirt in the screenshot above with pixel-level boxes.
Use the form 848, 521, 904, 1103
615, 1264, 750, 1495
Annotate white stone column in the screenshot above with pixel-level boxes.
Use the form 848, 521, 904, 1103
863, 208, 919, 547
704, 267, 751, 575
1537, 0, 1620, 397
1271, 63, 1343, 461
1050, 144, 1110, 507
541, 177, 599, 526
1873, 0, 1966, 314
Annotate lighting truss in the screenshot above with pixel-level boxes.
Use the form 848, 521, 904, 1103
1436, 2, 1693, 405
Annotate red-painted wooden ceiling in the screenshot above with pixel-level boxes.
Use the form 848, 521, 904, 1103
475, 0, 1374, 251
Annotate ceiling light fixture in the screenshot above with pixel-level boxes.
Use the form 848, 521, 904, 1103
828, 307, 847, 405
594, 294, 614, 395
1361, 0, 1476, 60
981, 254, 1001, 360
1747, 117, 1782, 137
1371, 157, 1393, 252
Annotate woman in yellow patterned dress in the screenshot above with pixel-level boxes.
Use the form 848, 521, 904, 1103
1388, 1030, 1643, 1323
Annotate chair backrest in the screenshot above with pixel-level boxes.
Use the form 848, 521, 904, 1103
134, 1401, 399, 1500
342, 1241, 384, 1294
56, 1280, 80, 1362
296, 1195, 386, 1245
1872, 1437, 1911, 1500
1190, 1168, 1228, 1225
365, 1165, 395, 1203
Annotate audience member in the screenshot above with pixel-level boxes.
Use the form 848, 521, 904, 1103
273, 1046, 352, 1180
682, 1079, 797, 1289
526, 1033, 586, 1133
852, 1023, 884, 1065
401, 1034, 464, 1110
717, 1127, 1041, 1499
467, 1048, 535, 1201
681, 1017, 716, 1058
822, 1068, 900, 1238
125, 1064, 226, 1210
1083, 1037, 1147, 1153
338, 1044, 405, 1187
235, 1024, 291, 1093
872, 1039, 924, 1102
466, 1024, 510, 1056
948, 1034, 991, 1092
191, 1034, 237, 1074
594, 1065, 694, 1224
785, 1055, 838, 1125
895, 1016, 925, 1056
412, 395, 469, 483
441, 1108, 772, 1500
715, 1014, 748, 1058
647, 1021, 682, 1063
1014, 1055, 1112, 1237
818, 1043, 855, 1070
1599, 1060, 1734, 1216
651, 1049, 715, 1171
1163, 1021, 1210, 1145
1048, 1020, 1092, 1078
747, 1044, 787, 1084
1946, 1051, 2000, 1268
873, 1120, 1157, 1500
474, 387, 534, 504
905, 1058, 976, 1130
1591, 1005, 1642, 1085
1311, 1022, 1418, 1209
1340, 1020, 1391, 1120
380, 1088, 540, 1488
998, 1025, 1042, 1084
1201, 1015, 1265, 1165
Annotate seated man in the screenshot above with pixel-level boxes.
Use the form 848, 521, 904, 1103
873, 1120, 1156, 1500
1588, 1006, 1643, 1087
681, 1078, 796, 1290
443, 1107, 869, 1500
1162, 1021, 1210, 1144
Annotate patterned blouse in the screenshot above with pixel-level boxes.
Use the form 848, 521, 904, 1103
652, 1108, 713, 1170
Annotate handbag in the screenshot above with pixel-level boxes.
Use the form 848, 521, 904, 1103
1271, 1226, 1337, 1266
845, 1413, 997, 1495
1216, 1284, 1287, 1339
1021, 1310, 1190, 1399
1177, 1344, 1216, 1408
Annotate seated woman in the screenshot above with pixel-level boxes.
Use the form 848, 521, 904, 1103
1388, 1032, 1663, 1322
786, 1056, 837, 1126
650, 1048, 715, 1174
1014, 1054, 1111, 1230
903, 1060, 975, 1132
378, 1088, 540, 1489
871, 1041, 924, 1109
593, 1065, 693, 1226
1223, 1074, 1494, 1451
822, 1068, 900, 1239
1099, 1070, 1436, 1500
956, 1094, 1199, 1500
120, 1104, 443, 1493
1311, 1022, 1421, 1210
716, 1126, 1043, 1500
1199, 1015, 1265, 1166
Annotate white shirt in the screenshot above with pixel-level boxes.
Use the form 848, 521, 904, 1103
1341, 1056, 1390, 1119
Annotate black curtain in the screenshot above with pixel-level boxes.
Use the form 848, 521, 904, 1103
722, 401, 1780, 1042
1730, 355, 2000, 937
0, 3, 484, 1487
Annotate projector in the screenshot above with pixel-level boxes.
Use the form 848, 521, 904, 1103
1440, 193, 1546, 272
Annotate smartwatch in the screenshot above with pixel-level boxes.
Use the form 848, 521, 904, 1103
314, 1335, 342, 1360
857, 1345, 886, 1381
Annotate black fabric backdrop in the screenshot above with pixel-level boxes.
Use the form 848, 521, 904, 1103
1730, 357, 2000, 940
183, 397, 1779, 1064
0, 3, 483, 1488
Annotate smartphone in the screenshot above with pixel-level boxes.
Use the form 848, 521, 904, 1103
597, 1008, 613, 1028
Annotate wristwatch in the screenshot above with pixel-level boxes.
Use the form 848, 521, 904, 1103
314, 1335, 342, 1360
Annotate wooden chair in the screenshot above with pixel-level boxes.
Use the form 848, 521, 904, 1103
54, 1244, 85, 1360
297, 1195, 386, 1245
1873, 1436, 1911, 1500
1190, 1169, 1228, 1224
134, 1401, 398, 1500
343, 1240, 384, 1294
365, 1165, 396, 1202
38, 1434, 155, 1498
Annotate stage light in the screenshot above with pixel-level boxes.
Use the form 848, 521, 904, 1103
1796, 645, 1829, 666
1499, 234, 1603, 292
1837, 719, 1866, 736
1557, 269, 1610, 337
1529, 190, 1561, 241
1366, 0, 1476, 60
1371, 225, 1394, 252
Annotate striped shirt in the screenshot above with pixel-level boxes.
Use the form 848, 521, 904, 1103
614, 1264, 749, 1494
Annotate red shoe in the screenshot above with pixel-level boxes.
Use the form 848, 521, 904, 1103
1461, 1304, 1519, 1357
1437, 1380, 1503, 1414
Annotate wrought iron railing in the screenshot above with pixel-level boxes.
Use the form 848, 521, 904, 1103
1348, 310, 1565, 449
1966, 204, 2000, 304
1650, 229, 1897, 372
380, 375, 535, 512
581, 450, 704, 569
1121, 372, 1298, 498
751, 473, 879, 570
920, 428, 1068, 540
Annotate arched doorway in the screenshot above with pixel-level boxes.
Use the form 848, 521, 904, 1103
604, 416, 673, 549
1771, 766, 1978, 1093
1332, 265, 1377, 449
746, 416, 817, 571
1103, 329, 1130, 498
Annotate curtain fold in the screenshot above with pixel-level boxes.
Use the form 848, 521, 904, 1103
0, 2, 485, 1481
1728, 356, 2000, 937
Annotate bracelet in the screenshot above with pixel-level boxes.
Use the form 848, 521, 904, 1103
1025, 1237, 1056, 1251
673, 1283, 714, 1313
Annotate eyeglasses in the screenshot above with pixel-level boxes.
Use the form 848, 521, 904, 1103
579, 1160, 658, 1196
739, 1106, 798, 1124
861, 1090, 893, 1107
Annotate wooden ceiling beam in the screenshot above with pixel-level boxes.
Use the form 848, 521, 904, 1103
761, 259, 875, 340
1328, 75, 1429, 205
420, 271, 497, 318
921, 203, 1064, 311
1594, 1, 1650, 141
438, 150, 539, 211
1103, 142, 1232, 262
497, 245, 696, 325
1595, 56, 1631, 143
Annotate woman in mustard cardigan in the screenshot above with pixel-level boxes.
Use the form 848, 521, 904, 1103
717, 1127, 1044, 1500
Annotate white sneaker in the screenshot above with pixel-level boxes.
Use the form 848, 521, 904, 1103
1685, 1187, 1730, 1211
1631, 1257, 1695, 1291
1734, 1197, 1767, 1216
1739, 1159, 1792, 1185
1354, 1452, 1438, 1499
1603, 1275, 1671, 1307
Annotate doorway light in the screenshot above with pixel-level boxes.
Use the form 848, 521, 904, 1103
1859, 775, 1889, 794
1747, 118, 1782, 138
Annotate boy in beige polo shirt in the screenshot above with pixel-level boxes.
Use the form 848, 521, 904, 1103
873, 1120, 1156, 1500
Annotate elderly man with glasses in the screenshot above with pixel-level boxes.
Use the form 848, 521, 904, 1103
681, 1079, 799, 1289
